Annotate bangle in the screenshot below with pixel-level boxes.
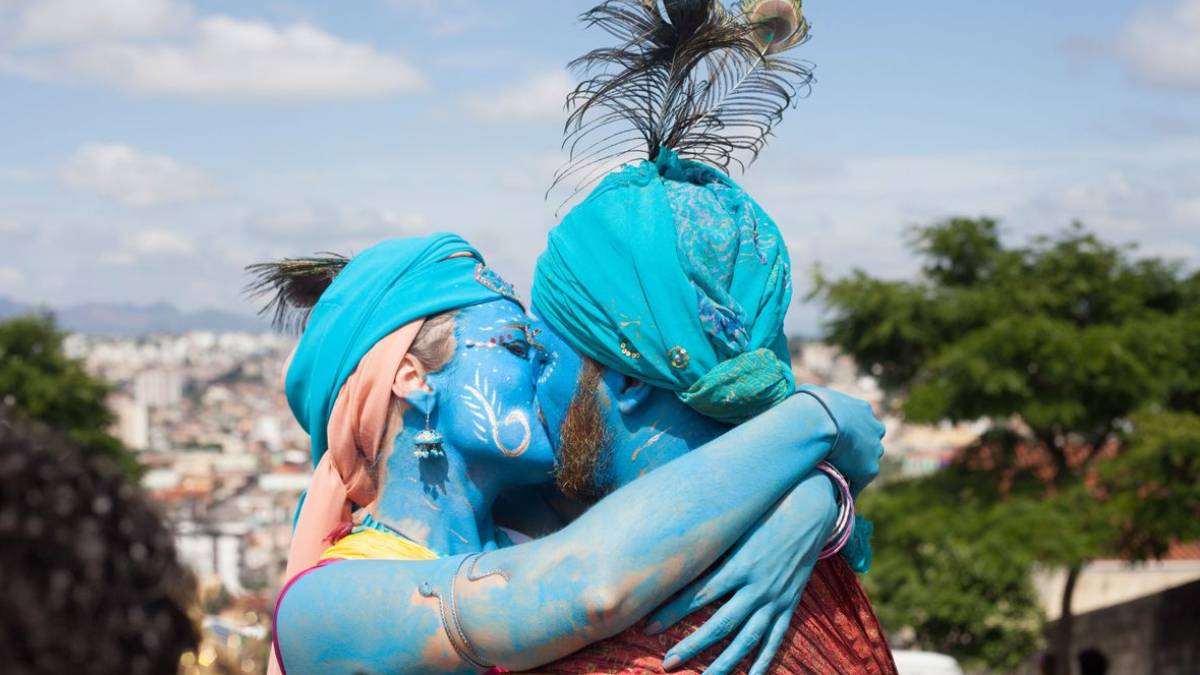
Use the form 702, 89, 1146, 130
815, 462, 856, 560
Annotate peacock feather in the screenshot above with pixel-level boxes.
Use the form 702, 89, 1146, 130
244, 253, 349, 334
551, 0, 813, 199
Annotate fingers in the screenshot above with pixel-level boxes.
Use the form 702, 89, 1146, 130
662, 590, 753, 671
645, 566, 728, 635
698, 607, 772, 675
747, 612, 791, 675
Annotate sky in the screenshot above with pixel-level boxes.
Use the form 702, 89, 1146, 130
0, 0, 1197, 333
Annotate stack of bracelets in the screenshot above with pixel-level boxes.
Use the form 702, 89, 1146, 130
814, 462, 856, 560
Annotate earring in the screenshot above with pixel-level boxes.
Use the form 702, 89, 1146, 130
414, 410, 445, 459
410, 389, 445, 459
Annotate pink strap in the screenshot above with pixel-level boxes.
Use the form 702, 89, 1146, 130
270, 558, 343, 675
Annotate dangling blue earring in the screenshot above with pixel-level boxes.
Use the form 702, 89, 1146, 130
414, 410, 445, 459
409, 389, 444, 459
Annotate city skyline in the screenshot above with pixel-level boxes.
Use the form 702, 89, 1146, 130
1, 0, 1198, 333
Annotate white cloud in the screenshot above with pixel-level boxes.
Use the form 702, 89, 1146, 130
1018, 168, 1200, 248
60, 142, 217, 208
1116, 0, 1200, 91
130, 228, 194, 255
384, 0, 485, 37
247, 204, 427, 239
743, 142, 1200, 332
14, 0, 190, 46
0, 266, 23, 287
465, 71, 573, 123
238, 204, 430, 264
0, 167, 40, 183
1176, 195, 1200, 224
0, 219, 29, 236
99, 228, 195, 266
0, 0, 425, 100
497, 153, 566, 191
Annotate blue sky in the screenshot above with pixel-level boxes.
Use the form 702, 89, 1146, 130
1, 0, 1197, 333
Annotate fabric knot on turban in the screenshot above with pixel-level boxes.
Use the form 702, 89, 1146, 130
533, 148, 796, 425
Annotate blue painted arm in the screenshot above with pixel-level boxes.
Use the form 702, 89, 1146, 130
275, 390, 883, 674
646, 473, 837, 675
646, 384, 885, 674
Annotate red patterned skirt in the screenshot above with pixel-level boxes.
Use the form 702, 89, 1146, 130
526, 557, 896, 674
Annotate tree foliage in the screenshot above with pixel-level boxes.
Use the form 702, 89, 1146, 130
0, 314, 138, 476
815, 218, 1199, 669
861, 471, 1043, 672
1101, 411, 1200, 560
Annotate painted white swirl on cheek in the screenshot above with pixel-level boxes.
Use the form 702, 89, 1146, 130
461, 369, 531, 458
498, 410, 531, 458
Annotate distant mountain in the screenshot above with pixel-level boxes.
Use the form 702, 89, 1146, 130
0, 297, 269, 336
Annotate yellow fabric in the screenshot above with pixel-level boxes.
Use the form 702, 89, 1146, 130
319, 528, 439, 561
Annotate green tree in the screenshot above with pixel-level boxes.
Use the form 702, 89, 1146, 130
0, 313, 138, 477
815, 218, 1200, 673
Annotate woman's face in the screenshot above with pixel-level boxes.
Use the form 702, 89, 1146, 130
425, 299, 557, 483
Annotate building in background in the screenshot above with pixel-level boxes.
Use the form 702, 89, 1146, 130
1031, 544, 1200, 675
72, 330, 307, 668
108, 391, 149, 450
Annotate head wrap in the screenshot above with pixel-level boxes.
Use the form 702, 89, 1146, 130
533, 149, 795, 425
281, 233, 508, 580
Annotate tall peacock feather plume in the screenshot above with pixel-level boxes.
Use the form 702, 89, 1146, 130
551, 0, 813, 198
244, 254, 349, 334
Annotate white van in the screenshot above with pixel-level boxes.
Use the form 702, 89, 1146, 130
892, 650, 966, 675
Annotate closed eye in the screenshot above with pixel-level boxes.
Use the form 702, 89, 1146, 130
500, 323, 546, 360
501, 339, 530, 359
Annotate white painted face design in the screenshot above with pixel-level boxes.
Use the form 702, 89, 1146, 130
462, 368, 532, 457
426, 299, 556, 480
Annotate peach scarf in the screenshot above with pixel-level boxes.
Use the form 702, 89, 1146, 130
282, 319, 425, 583
270, 321, 426, 675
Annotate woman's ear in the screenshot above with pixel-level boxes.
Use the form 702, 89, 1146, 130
616, 375, 653, 415
392, 352, 428, 400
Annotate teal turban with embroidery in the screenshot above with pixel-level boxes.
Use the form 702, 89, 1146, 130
285, 233, 508, 468
533, 149, 795, 425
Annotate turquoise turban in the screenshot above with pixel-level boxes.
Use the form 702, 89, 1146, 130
533, 149, 795, 425
285, 233, 512, 467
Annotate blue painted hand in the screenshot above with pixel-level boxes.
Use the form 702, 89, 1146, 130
646, 473, 837, 675
795, 384, 886, 496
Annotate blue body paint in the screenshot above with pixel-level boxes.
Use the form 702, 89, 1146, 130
274, 303, 884, 674
369, 300, 555, 556
525, 309, 850, 675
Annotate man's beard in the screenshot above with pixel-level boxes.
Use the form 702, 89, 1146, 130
554, 357, 612, 503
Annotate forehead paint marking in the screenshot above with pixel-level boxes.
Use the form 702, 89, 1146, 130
461, 369, 531, 458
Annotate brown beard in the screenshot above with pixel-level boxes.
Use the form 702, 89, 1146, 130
554, 357, 612, 503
